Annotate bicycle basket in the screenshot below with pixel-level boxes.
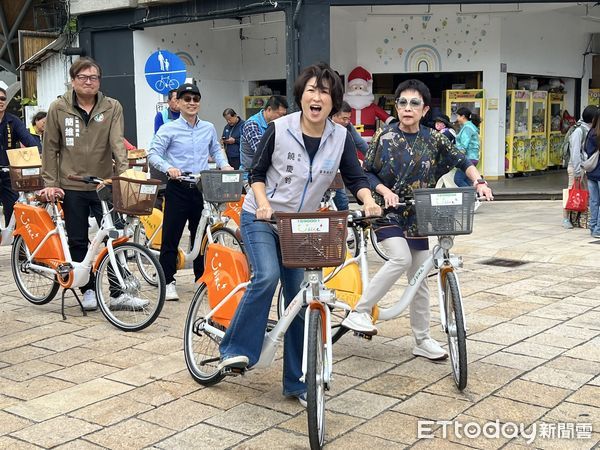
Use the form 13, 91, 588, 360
111, 176, 161, 215
276, 210, 348, 268
128, 149, 148, 172
9, 165, 44, 192
199, 170, 244, 203
327, 172, 344, 191
413, 187, 476, 236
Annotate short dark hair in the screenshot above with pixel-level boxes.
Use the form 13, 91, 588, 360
0, 87, 6, 96
223, 108, 237, 117
456, 107, 472, 120
168, 89, 178, 101
265, 95, 288, 111
293, 62, 344, 116
339, 101, 352, 114
394, 79, 431, 107
582, 105, 598, 124
32, 111, 47, 126
69, 57, 102, 79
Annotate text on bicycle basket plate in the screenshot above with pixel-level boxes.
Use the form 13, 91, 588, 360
430, 192, 463, 207
221, 173, 241, 183
291, 218, 329, 234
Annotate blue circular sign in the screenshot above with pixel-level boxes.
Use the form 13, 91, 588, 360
144, 50, 187, 95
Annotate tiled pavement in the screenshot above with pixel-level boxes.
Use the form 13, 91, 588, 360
0, 200, 599, 449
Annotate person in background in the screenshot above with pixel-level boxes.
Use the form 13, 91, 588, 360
584, 108, 600, 238
341, 79, 493, 361
562, 105, 596, 229
0, 87, 41, 226
154, 89, 180, 133
331, 100, 369, 210
39, 57, 134, 311
218, 63, 380, 407
433, 114, 456, 144
148, 83, 233, 301
28, 111, 47, 151
221, 108, 244, 170
453, 107, 481, 187
239, 95, 288, 170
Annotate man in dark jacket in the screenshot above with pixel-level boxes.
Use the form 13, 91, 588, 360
0, 87, 39, 226
221, 108, 244, 170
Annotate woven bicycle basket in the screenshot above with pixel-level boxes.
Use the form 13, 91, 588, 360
10, 165, 44, 192
112, 176, 161, 215
199, 170, 244, 203
276, 210, 348, 268
413, 187, 476, 236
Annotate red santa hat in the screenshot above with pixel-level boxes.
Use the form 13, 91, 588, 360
347, 66, 372, 89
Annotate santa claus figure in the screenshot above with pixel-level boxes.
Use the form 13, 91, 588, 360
343, 66, 393, 141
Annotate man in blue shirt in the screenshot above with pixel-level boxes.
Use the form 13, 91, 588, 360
153, 89, 180, 133
149, 83, 233, 300
239, 95, 287, 170
221, 108, 244, 170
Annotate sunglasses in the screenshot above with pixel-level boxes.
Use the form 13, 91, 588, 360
0, 96, 6, 101
396, 97, 424, 109
181, 95, 200, 103
75, 74, 100, 82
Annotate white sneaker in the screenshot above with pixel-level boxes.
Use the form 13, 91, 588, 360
562, 219, 573, 229
165, 282, 179, 301
341, 311, 377, 335
413, 338, 448, 360
108, 293, 149, 311
81, 289, 98, 311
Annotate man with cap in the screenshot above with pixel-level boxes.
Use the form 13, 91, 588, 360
148, 83, 234, 301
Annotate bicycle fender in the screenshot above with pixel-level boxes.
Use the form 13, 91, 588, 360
92, 237, 129, 272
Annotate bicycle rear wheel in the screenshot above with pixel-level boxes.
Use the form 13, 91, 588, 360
11, 235, 59, 305
444, 271, 467, 390
306, 308, 327, 449
184, 283, 226, 385
96, 242, 165, 332
345, 225, 360, 258
369, 228, 389, 261
210, 227, 244, 254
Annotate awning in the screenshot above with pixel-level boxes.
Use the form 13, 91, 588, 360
18, 34, 66, 71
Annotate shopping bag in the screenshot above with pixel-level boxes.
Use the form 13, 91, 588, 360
565, 179, 588, 212
7, 147, 41, 167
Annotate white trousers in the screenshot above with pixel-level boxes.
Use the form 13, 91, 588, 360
355, 236, 431, 342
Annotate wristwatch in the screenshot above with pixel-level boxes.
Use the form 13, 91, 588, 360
473, 178, 487, 187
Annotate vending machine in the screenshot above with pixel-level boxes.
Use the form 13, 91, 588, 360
547, 92, 565, 167
443, 89, 485, 172
589, 89, 600, 107
530, 91, 548, 171
506, 90, 532, 175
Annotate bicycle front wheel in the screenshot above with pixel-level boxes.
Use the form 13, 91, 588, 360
307, 308, 327, 449
11, 235, 59, 305
184, 283, 226, 386
95, 242, 165, 332
444, 271, 467, 390
369, 228, 389, 261
345, 225, 360, 258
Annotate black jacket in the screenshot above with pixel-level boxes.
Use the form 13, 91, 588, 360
0, 113, 39, 166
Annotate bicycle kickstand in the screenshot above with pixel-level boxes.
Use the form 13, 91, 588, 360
61, 288, 88, 320
221, 367, 246, 377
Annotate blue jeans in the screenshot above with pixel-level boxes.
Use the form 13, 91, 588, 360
588, 179, 600, 235
219, 210, 306, 396
454, 160, 479, 187
333, 188, 349, 211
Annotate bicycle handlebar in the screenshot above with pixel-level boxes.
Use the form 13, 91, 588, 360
67, 175, 107, 185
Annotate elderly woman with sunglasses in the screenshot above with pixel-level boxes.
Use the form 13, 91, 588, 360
342, 79, 492, 360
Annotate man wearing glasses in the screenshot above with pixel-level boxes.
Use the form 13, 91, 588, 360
0, 87, 40, 226
148, 84, 233, 301
40, 57, 129, 311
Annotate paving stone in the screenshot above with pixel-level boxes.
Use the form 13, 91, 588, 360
139, 398, 220, 431
326, 389, 399, 419
69, 396, 153, 426
0, 375, 74, 401
359, 373, 430, 399
205, 403, 289, 435
354, 410, 422, 444
279, 409, 363, 441
327, 430, 405, 449
31, 334, 93, 352
185, 381, 262, 410
544, 401, 600, 426
505, 341, 565, 359
231, 428, 310, 449
563, 337, 600, 362
411, 437, 473, 449
38, 346, 103, 367
0, 359, 63, 382
565, 311, 600, 331
0, 410, 32, 436
545, 356, 600, 376
10, 416, 101, 448
7, 378, 133, 421
105, 352, 185, 386
52, 440, 106, 450
123, 380, 199, 407
496, 379, 571, 408
525, 332, 586, 349
434, 413, 510, 449
0, 345, 54, 365
469, 322, 538, 346
0, 436, 43, 449
566, 385, 600, 408
522, 366, 594, 390
332, 355, 394, 380
152, 422, 245, 450
246, 387, 305, 415
0, 322, 83, 353
92, 347, 161, 369
133, 335, 182, 354
392, 391, 472, 421
388, 356, 451, 384
48, 361, 120, 384
465, 396, 548, 425
481, 351, 546, 371
85, 417, 174, 449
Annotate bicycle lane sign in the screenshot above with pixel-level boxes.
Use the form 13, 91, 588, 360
144, 50, 187, 95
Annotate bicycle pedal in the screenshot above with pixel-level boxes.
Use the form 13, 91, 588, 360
353, 331, 373, 340
221, 367, 246, 376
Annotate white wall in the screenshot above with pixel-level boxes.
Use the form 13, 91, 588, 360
133, 12, 285, 150
37, 53, 76, 110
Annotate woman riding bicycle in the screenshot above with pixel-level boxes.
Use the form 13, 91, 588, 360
218, 63, 380, 405
341, 79, 492, 360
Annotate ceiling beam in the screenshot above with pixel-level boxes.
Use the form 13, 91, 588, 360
0, 0, 34, 72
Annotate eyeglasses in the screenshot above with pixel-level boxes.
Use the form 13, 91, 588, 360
0, 96, 6, 101
75, 74, 100, 82
396, 97, 424, 109
181, 95, 200, 103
